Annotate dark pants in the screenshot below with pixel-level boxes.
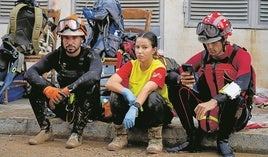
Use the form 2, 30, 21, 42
168, 85, 241, 140
110, 91, 173, 129
28, 83, 101, 136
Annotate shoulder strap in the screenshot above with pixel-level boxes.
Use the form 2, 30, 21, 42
9, 3, 28, 44
31, 6, 44, 55
228, 44, 240, 64
202, 44, 240, 67
228, 43, 256, 95
201, 50, 207, 72
0, 59, 19, 96
153, 52, 167, 67
10, 3, 45, 55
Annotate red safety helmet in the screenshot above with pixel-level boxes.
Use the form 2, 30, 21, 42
196, 11, 232, 43
57, 14, 87, 36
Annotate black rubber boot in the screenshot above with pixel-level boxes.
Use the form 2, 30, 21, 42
166, 129, 203, 153
217, 139, 234, 157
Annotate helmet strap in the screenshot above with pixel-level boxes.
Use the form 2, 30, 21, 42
203, 43, 208, 52
221, 37, 226, 52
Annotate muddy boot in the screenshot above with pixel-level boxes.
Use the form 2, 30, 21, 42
66, 133, 83, 149
28, 94, 54, 145
107, 124, 128, 151
29, 126, 53, 145
146, 126, 163, 154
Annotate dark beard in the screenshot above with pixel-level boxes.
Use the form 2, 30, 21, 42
65, 45, 80, 54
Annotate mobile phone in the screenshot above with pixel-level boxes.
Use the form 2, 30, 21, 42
182, 64, 194, 74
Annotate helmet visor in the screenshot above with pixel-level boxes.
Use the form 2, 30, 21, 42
196, 22, 220, 38
57, 18, 82, 33
198, 35, 222, 44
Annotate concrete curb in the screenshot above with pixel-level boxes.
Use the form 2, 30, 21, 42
0, 99, 268, 154
1, 116, 268, 154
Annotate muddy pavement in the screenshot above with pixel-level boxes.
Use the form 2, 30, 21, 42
0, 134, 267, 157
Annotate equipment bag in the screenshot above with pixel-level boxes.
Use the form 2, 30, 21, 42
8, 0, 48, 55
83, 0, 124, 58
0, 0, 48, 97
199, 106, 219, 133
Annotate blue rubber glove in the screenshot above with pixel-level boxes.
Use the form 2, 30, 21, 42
122, 88, 136, 105
123, 105, 138, 129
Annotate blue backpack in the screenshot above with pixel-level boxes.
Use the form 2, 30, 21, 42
83, 0, 124, 58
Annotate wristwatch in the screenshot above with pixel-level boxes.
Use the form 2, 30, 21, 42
133, 102, 141, 108
133, 102, 143, 112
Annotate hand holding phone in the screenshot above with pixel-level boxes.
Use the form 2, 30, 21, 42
181, 64, 195, 88
182, 64, 194, 74
181, 64, 199, 93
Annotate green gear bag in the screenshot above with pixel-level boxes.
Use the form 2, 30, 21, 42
9, 3, 47, 55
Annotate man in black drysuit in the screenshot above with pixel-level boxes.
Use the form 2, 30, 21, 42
24, 14, 102, 149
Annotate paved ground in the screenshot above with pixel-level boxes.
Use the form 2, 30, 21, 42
1, 134, 268, 157
0, 98, 268, 156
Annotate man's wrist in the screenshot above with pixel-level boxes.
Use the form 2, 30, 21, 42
66, 85, 73, 93
210, 99, 218, 106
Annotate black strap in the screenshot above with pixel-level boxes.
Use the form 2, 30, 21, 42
201, 50, 207, 72
202, 43, 241, 68
228, 44, 240, 64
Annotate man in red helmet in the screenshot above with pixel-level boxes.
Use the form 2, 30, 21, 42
24, 14, 102, 149
166, 12, 254, 157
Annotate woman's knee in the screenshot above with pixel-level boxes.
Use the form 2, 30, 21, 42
109, 92, 129, 114
110, 92, 124, 108
146, 92, 165, 112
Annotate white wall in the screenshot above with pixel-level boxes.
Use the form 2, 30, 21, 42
163, 0, 268, 88
0, 25, 9, 41
0, 0, 268, 88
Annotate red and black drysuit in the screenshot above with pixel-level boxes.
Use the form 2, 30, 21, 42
24, 46, 102, 136
168, 43, 253, 143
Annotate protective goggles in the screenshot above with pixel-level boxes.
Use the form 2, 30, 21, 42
57, 18, 84, 33
196, 22, 220, 38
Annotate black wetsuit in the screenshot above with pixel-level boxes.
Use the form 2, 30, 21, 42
24, 46, 102, 135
